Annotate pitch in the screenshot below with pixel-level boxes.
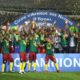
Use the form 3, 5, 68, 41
0, 72, 80, 80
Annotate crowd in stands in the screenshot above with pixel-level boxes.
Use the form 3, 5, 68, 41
0, 13, 21, 25
0, 20, 80, 54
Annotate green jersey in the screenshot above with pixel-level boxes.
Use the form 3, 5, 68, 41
34, 33, 40, 44
60, 34, 68, 47
14, 34, 20, 46
40, 34, 45, 44
69, 26, 78, 33
9, 34, 14, 46
3, 40, 9, 54
19, 39, 26, 53
29, 39, 37, 53
45, 42, 54, 55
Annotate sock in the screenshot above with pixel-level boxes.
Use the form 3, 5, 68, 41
20, 62, 23, 72
22, 62, 26, 72
44, 64, 48, 71
54, 63, 59, 71
33, 62, 36, 71
10, 62, 13, 72
2, 64, 5, 72
28, 62, 31, 71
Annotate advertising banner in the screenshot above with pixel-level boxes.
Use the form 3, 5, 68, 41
0, 54, 80, 72
10, 11, 74, 28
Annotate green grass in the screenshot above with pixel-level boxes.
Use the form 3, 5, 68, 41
0, 72, 80, 80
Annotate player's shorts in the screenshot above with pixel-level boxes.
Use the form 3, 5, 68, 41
20, 52, 27, 61
0, 48, 2, 53
45, 55, 56, 63
9, 46, 14, 53
29, 52, 36, 61
3, 54, 13, 62
38, 46, 46, 53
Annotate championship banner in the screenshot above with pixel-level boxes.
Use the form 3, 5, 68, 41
0, 54, 80, 72
10, 11, 74, 28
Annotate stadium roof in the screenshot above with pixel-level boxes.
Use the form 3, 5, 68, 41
0, 0, 80, 15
